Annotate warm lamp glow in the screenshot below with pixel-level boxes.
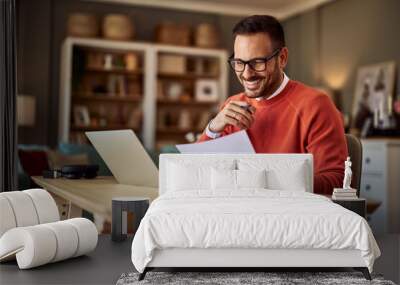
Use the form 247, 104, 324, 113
322, 66, 350, 90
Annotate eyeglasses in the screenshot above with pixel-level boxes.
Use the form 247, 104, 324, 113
228, 48, 281, 72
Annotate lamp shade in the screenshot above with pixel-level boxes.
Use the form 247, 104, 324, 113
17, 95, 36, 126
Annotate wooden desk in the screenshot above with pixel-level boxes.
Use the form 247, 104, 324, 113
32, 176, 158, 221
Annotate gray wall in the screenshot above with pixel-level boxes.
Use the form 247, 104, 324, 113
283, 0, 400, 114
284, 9, 320, 87
17, 0, 242, 146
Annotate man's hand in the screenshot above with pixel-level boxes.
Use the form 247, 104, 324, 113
209, 101, 256, 132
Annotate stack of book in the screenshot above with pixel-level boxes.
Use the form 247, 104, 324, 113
332, 188, 358, 200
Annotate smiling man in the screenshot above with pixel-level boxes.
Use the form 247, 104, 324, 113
197, 15, 348, 195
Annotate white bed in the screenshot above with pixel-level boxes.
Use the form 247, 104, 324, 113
131, 154, 380, 280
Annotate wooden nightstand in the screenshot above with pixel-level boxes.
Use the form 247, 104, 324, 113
332, 198, 366, 218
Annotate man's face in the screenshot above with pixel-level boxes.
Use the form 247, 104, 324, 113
233, 33, 284, 98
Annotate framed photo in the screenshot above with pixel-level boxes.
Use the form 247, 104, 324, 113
195, 79, 219, 102
73, 105, 90, 127
352, 61, 396, 127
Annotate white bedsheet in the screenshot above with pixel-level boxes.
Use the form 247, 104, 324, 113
131, 190, 380, 273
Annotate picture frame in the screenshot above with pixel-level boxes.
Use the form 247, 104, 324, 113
352, 61, 396, 128
73, 105, 90, 127
195, 79, 219, 102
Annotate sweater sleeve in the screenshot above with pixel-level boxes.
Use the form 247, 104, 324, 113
197, 98, 234, 142
303, 95, 348, 195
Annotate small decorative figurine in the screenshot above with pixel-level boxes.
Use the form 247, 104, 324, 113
343, 156, 353, 189
332, 157, 357, 200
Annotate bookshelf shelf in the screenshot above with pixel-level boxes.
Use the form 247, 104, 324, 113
158, 72, 218, 80
71, 125, 140, 132
156, 98, 216, 106
85, 67, 143, 76
156, 127, 203, 134
59, 37, 228, 149
73, 94, 142, 103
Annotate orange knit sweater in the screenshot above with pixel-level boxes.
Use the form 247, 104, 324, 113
198, 80, 348, 195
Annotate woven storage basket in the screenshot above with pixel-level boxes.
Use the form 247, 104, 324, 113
102, 14, 134, 41
195, 23, 219, 48
158, 54, 186, 74
155, 22, 191, 46
67, 13, 99, 38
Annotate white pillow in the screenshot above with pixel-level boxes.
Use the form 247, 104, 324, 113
168, 162, 210, 191
237, 169, 267, 189
238, 159, 308, 191
211, 168, 267, 190
211, 168, 236, 190
167, 160, 235, 191
267, 166, 307, 191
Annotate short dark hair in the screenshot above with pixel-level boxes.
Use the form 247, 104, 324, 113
233, 15, 285, 49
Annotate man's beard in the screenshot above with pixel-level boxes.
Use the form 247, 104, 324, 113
241, 68, 281, 99
241, 74, 270, 98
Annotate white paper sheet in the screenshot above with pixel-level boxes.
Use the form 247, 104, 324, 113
176, 130, 255, 153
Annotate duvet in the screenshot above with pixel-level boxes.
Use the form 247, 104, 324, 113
131, 190, 380, 273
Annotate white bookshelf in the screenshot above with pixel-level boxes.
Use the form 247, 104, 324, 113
59, 37, 229, 149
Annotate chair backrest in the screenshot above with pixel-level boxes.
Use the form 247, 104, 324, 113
345, 134, 362, 196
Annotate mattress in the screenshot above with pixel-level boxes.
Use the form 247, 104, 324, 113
131, 190, 380, 273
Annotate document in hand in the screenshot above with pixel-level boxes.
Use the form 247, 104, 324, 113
176, 130, 255, 153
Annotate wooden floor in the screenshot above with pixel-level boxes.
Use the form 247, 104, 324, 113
0, 235, 398, 284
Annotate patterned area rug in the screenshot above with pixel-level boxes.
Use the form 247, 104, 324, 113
116, 271, 396, 285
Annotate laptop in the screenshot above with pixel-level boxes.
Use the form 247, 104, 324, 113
85, 130, 158, 188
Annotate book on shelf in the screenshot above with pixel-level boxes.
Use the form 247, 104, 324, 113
107, 75, 127, 97
117, 75, 126, 97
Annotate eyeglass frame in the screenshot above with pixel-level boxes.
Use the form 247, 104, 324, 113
228, 47, 282, 72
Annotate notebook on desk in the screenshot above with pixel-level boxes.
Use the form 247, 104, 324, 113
85, 130, 158, 188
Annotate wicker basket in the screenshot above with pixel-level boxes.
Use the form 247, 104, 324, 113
102, 14, 134, 41
158, 54, 187, 74
194, 23, 219, 48
155, 22, 191, 46
67, 13, 99, 38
